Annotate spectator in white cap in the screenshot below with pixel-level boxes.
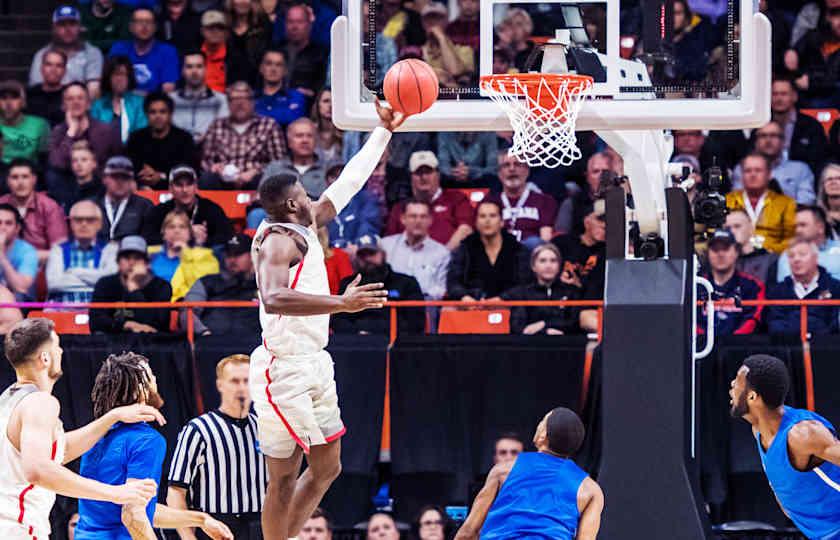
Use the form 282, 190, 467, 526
385, 151, 473, 251
420, 2, 474, 87
29, 5, 104, 98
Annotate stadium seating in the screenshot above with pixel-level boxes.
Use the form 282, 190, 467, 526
437, 308, 511, 334
27, 310, 91, 335
800, 109, 839, 136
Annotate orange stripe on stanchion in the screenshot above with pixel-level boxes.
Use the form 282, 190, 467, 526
579, 308, 603, 412
800, 305, 815, 411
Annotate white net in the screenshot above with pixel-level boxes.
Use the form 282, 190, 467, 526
480, 74, 594, 169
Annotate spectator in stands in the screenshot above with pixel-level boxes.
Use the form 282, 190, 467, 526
818, 163, 840, 238
180, 232, 259, 334
59, 141, 103, 213
148, 208, 219, 300
157, 0, 202, 53
68, 512, 80, 540
777, 206, 840, 280
200, 81, 287, 189
170, 50, 230, 142
670, 0, 711, 82
726, 208, 779, 285
769, 77, 828, 174
504, 8, 536, 73
80, 0, 131, 53
25, 49, 66, 128
278, 4, 328, 98
89, 235, 173, 333
733, 121, 815, 204
0, 159, 68, 263
698, 229, 765, 336
47, 82, 123, 178
200, 10, 238, 93
227, 0, 273, 86
95, 155, 154, 241
46, 200, 117, 303
488, 152, 557, 249
377, 0, 425, 51
386, 151, 474, 251
504, 243, 581, 335
555, 151, 615, 235
167, 354, 265, 536
553, 198, 606, 290
0, 203, 38, 301
494, 433, 524, 464
255, 49, 307, 129
447, 0, 480, 52
109, 8, 180, 94
333, 239, 425, 335
437, 132, 498, 187
357, 0, 398, 89
264, 118, 326, 197
787, 1, 840, 108
766, 238, 840, 335
367, 512, 401, 540
143, 164, 233, 246
29, 6, 104, 98
299, 507, 333, 540
381, 199, 450, 300
420, 3, 474, 88
0, 132, 6, 189
412, 505, 453, 540
726, 153, 797, 254
126, 92, 199, 189
318, 226, 353, 295
0, 81, 49, 165
446, 200, 530, 301
311, 89, 342, 162
90, 56, 148, 143
320, 161, 380, 253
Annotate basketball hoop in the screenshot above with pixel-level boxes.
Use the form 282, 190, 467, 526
480, 73, 594, 169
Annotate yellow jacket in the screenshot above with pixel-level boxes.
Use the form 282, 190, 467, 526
148, 245, 220, 301
726, 190, 797, 254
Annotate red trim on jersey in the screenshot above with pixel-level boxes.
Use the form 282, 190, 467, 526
17, 484, 34, 523
264, 355, 310, 454
325, 426, 347, 442
290, 258, 305, 289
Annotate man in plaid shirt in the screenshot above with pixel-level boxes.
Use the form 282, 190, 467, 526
200, 81, 286, 190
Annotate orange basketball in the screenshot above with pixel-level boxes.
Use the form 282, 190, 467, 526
383, 59, 440, 116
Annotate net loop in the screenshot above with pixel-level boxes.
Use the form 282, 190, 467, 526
480, 73, 594, 168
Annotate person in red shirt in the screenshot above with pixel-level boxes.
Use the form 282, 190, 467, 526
200, 10, 229, 92
317, 226, 352, 295
385, 151, 473, 251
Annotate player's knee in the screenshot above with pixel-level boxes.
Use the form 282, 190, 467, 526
266, 472, 297, 497
314, 459, 341, 484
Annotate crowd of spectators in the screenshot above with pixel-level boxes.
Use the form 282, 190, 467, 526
0, 0, 836, 342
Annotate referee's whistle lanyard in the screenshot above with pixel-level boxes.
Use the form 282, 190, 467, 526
501, 187, 531, 228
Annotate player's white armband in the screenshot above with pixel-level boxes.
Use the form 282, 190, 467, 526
323, 126, 392, 214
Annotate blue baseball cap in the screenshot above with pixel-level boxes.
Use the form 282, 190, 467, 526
708, 228, 736, 248
53, 5, 81, 23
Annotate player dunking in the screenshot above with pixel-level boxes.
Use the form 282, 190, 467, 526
730, 354, 840, 538
249, 100, 404, 540
0, 318, 162, 539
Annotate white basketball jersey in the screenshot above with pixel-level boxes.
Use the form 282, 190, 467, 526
0, 384, 65, 538
252, 220, 331, 357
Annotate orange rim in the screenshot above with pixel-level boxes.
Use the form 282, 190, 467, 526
480, 73, 594, 95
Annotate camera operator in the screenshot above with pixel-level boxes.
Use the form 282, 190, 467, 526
698, 229, 766, 336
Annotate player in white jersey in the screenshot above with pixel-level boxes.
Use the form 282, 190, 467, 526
0, 318, 164, 539
250, 99, 404, 539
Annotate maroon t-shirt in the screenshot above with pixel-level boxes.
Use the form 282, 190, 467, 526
386, 190, 474, 245
487, 189, 558, 242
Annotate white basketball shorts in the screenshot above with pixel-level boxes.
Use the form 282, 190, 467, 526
249, 344, 346, 459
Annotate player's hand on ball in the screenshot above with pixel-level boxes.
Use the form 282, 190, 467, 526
200, 515, 234, 540
341, 274, 389, 312
375, 97, 406, 132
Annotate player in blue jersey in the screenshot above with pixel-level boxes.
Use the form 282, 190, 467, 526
454, 407, 604, 540
730, 354, 840, 540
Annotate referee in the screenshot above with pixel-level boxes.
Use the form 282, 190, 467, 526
167, 354, 267, 539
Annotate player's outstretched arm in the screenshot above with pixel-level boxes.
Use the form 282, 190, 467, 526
121, 503, 157, 540
454, 461, 512, 540
152, 504, 234, 540
314, 98, 404, 226
259, 234, 387, 315
789, 420, 840, 467
576, 477, 604, 540
63, 404, 166, 463
17, 393, 157, 505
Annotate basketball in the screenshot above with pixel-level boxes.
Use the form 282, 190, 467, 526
382, 59, 440, 116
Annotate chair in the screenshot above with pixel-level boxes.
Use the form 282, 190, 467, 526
135, 190, 172, 205
199, 190, 256, 221
27, 311, 91, 335
437, 308, 510, 334
800, 108, 839, 136
454, 188, 489, 208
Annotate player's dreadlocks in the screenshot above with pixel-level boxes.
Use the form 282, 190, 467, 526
91, 352, 153, 419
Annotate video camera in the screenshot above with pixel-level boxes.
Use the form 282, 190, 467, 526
691, 164, 727, 229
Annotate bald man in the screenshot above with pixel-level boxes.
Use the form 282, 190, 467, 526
45, 199, 118, 303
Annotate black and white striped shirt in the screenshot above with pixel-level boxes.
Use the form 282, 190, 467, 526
168, 409, 267, 514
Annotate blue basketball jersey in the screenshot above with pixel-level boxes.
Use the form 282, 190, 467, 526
481, 452, 588, 540
757, 406, 840, 540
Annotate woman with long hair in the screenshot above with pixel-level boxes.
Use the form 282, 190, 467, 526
148, 209, 219, 301
310, 88, 343, 162
817, 163, 840, 239
411, 505, 453, 540
226, 0, 272, 82
90, 56, 147, 143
